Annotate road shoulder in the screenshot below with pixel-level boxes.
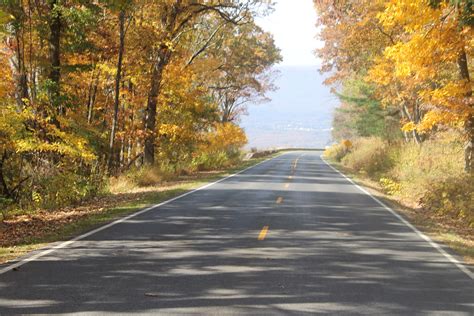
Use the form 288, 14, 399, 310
323, 157, 474, 269
0, 154, 279, 265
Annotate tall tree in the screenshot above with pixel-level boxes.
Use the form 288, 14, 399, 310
48, 0, 62, 114
107, 0, 133, 172
142, 1, 258, 164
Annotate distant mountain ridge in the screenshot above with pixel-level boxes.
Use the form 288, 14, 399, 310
240, 65, 338, 149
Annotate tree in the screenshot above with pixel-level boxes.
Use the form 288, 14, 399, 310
0, 0, 279, 211
372, 0, 473, 170
141, 0, 262, 165
107, 1, 133, 172
186, 18, 281, 123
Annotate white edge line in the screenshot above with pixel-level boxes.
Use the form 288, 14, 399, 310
0, 153, 283, 275
320, 155, 474, 280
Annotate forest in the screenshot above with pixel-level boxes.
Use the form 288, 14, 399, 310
317, 0, 474, 233
0, 0, 280, 218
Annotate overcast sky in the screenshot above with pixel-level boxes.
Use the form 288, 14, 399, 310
256, 0, 322, 67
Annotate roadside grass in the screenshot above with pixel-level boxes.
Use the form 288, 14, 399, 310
326, 159, 474, 265
0, 155, 276, 264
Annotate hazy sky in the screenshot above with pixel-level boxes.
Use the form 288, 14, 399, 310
257, 0, 321, 67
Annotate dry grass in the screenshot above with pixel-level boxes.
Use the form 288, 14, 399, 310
341, 137, 394, 177
324, 132, 473, 263
329, 161, 474, 265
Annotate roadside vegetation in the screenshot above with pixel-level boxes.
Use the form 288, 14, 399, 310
315, 0, 473, 261
0, 153, 275, 264
0, 0, 281, 249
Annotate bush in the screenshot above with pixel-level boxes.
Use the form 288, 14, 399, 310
379, 177, 401, 195
188, 122, 245, 171
110, 163, 178, 192
341, 137, 394, 177
132, 164, 176, 187
26, 169, 105, 210
328, 132, 472, 228
192, 151, 231, 171
420, 176, 474, 227
323, 140, 352, 161
392, 134, 464, 201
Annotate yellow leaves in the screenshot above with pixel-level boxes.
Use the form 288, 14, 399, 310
32, 191, 42, 204
364, 0, 472, 135
158, 124, 194, 143
97, 62, 116, 77
401, 121, 416, 132
429, 81, 470, 102
163, 40, 175, 51
0, 105, 96, 162
403, 110, 463, 134
417, 110, 461, 131
379, 177, 401, 195
378, 0, 442, 33
201, 123, 247, 155
366, 57, 393, 86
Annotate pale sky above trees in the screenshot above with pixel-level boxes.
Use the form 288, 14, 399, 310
257, 0, 321, 66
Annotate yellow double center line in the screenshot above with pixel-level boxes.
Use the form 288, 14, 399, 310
259, 157, 298, 241
258, 226, 269, 240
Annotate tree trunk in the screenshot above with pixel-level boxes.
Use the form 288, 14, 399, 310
0, 152, 12, 199
458, 49, 473, 172
86, 67, 95, 121
7, 6, 29, 108
401, 103, 421, 144
15, 31, 29, 106
108, 10, 126, 173
412, 101, 423, 144
143, 48, 169, 165
48, 0, 61, 114
87, 69, 100, 124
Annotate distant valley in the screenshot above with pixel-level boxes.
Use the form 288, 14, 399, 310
240, 65, 338, 150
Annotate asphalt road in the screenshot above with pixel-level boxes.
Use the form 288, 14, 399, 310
0, 151, 473, 315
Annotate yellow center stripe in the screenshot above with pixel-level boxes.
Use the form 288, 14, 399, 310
258, 226, 269, 240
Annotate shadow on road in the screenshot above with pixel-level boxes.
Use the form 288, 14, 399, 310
0, 154, 472, 315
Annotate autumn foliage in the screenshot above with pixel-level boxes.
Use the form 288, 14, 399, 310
315, 0, 473, 169
0, 1, 281, 215
317, 0, 473, 226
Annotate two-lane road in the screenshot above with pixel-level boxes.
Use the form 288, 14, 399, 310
0, 151, 473, 315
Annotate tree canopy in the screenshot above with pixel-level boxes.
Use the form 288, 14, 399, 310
0, 0, 281, 209
314, 0, 473, 171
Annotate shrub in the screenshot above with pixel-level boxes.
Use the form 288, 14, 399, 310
392, 133, 464, 201
341, 137, 394, 177
379, 177, 401, 195
110, 163, 178, 192
323, 140, 352, 161
420, 176, 474, 227
132, 164, 176, 187
328, 132, 472, 229
192, 151, 231, 171
191, 122, 245, 171
27, 169, 105, 210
